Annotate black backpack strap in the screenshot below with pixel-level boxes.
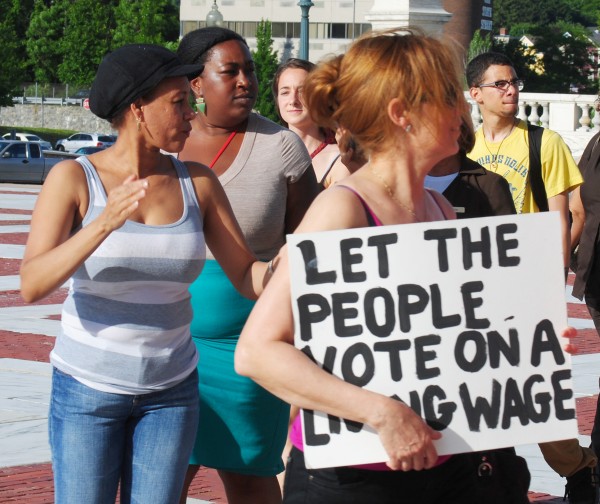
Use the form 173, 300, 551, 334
527, 123, 548, 212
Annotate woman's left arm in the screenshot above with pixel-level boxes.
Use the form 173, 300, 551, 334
190, 163, 268, 299
569, 186, 585, 254
548, 192, 571, 270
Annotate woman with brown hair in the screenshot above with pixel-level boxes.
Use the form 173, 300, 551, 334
273, 58, 351, 188
237, 27, 580, 499
176, 27, 320, 504
235, 28, 480, 503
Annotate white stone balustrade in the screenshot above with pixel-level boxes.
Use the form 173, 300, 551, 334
466, 92, 600, 160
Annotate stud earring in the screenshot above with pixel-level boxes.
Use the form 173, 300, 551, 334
196, 96, 206, 115
405, 124, 412, 133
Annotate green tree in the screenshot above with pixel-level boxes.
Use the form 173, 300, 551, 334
27, 0, 69, 84
112, 0, 179, 47
508, 23, 537, 38
493, 24, 596, 93
12, 0, 35, 75
0, 0, 32, 105
531, 28, 597, 93
467, 30, 493, 64
562, 0, 599, 26
251, 20, 280, 122
492, 37, 538, 84
493, 0, 586, 32
58, 0, 118, 87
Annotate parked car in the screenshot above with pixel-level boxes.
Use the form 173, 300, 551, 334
2, 132, 53, 151
55, 133, 115, 152
74, 146, 106, 155
72, 89, 90, 99
0, 140, 62, 183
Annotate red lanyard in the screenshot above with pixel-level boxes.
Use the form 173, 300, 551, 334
209, 131, 237, 169
310, 140, 329, 159
310, 131, 336, 159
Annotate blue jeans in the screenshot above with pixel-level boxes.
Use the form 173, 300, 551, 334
49, 368, 200, 504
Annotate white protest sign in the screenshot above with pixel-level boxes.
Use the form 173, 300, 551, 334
287, 212, 577, 469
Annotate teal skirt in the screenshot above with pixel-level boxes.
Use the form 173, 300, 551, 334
188, 260, 289, 476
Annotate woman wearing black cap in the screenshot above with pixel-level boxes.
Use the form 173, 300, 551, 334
20, 44, 272, 504
176, 27, 320, 504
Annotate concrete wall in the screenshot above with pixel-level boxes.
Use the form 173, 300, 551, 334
0, 104, 115, 134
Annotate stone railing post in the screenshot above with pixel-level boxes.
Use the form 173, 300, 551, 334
465, 92, 599, 133
517, 102, 528, 122
593, 107, 600, 131
469, 101, 481, 127
577, 103, 592, 132
528, 100, 540, 126
539, 102, 550, 129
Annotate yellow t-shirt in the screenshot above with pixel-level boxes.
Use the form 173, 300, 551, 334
468, 120, 583, 214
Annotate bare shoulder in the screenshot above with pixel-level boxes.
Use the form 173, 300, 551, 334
28, 158, 90, 235
42, 159, 88, 201
183, 160, 226, 212
184, 160, 218, 188
295, 182, 372, 233
46, 158, 86, 179
182, 159, 212, 176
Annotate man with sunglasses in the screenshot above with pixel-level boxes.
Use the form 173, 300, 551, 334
467, 52, 593, 504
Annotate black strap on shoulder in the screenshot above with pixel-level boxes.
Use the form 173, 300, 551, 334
527, 124, 548, 212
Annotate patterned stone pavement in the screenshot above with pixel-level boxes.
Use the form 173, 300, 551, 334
0, 185, 225, 503
0, 183, 598, 503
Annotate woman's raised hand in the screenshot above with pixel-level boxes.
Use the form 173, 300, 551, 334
99, 175, 148, 232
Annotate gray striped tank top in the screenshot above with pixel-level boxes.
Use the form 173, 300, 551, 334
51, 156, 205, 394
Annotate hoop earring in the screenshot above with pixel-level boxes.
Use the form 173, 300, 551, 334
196, 97, 206, 115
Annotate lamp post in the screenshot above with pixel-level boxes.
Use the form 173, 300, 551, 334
298, 0, 314, 60
352, 0, 356, 40
206, 0, 224, 27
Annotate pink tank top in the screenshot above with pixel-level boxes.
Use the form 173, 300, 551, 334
289, 185, 450, 470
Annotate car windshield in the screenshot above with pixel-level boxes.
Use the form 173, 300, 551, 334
25, 135, 42, 141
0, 141, 10, 150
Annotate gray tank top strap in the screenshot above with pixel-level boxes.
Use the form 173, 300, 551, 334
74, 156, 105, 221
76, 155, 201, 216
170, 156, 201, 210
319, 153, 341, 186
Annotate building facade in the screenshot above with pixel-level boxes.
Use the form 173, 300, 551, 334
443, 0, 492, 50
179, 0, 491, 63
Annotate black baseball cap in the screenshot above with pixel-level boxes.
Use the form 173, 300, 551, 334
89, 44, 204, 121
